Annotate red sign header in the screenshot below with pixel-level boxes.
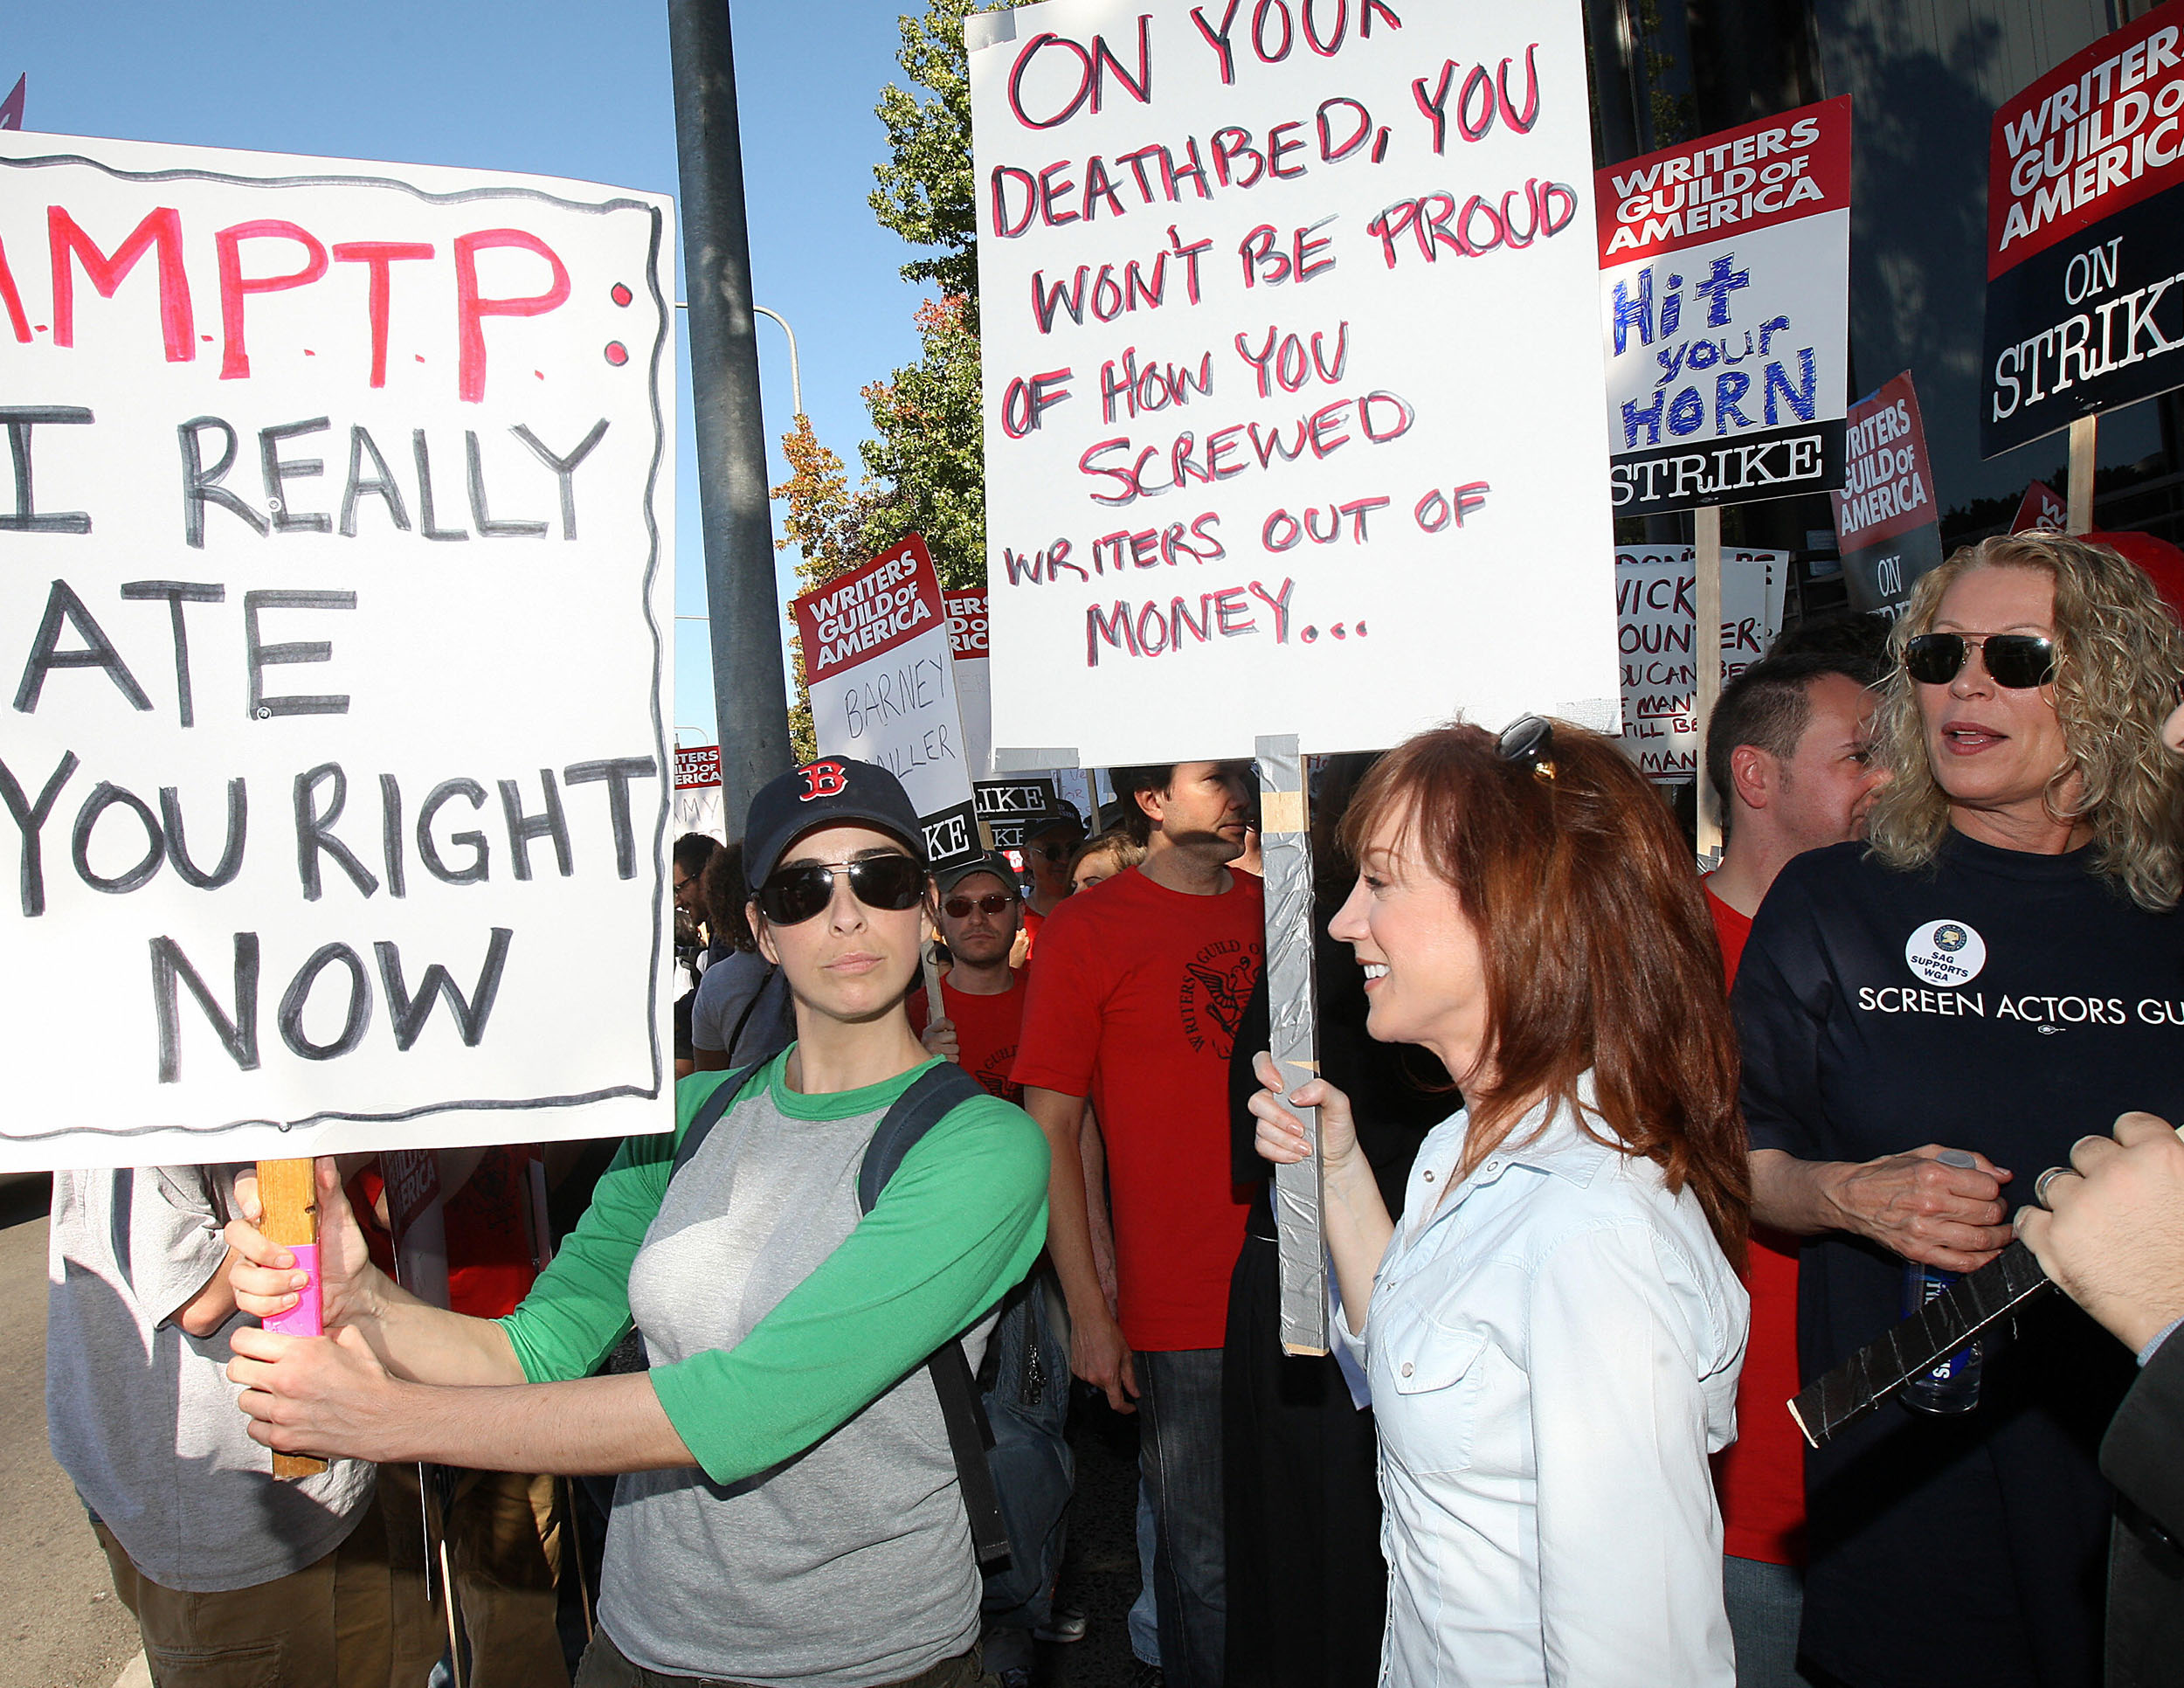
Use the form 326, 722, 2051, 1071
1987, 3, 2184, 278
946, 591, 989, 661
1831, 374, 1937, 550
791, 534, 947, 682
674, 745, 720, 790
1596, 96, 1851, 266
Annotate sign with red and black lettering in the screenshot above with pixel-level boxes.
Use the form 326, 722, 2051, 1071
1982, 5, 2184, 454
792, 536, 981, 868
1596, 97, 1850, 517
1831, 372, 1942, 615
0, 131, 674, 1173
969, 0, 1621, 764
1614, 546, 1787, 781
946, 591, 994, 778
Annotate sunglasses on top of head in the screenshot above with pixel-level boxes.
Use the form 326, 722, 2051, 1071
756, 854, 924, 926
1904, 632, 2057, 690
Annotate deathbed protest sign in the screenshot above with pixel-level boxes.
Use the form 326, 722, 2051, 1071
1614, 546, 1785, 780
969, 0, 1621, 765
0, 131, 675, 1173
792, 534, 981, 868
1982, 7, 2184, 455
1597, 97, 1850, 517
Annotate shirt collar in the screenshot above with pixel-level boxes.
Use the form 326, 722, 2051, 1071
1458, 1073, 1618, 1191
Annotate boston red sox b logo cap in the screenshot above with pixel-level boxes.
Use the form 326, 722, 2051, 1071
743, 758, 925, 891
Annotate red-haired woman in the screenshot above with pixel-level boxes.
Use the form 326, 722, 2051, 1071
1252, 717, 1750, 1686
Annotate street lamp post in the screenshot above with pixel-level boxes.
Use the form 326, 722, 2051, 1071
752, 306, 803, 418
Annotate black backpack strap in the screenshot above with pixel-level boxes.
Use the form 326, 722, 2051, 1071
859, 1061, 1013, 1568
673, 1061, 764, 1180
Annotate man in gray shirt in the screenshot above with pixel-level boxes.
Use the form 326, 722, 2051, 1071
48, 1165, 437, 1685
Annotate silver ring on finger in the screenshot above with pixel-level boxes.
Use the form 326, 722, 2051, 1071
2034, 1165, 2074, 1209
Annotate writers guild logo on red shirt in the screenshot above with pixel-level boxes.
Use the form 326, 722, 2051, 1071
977, 1043, 1021, 1106
798, 760, 848, 800
1905, 918, 1987, 988
1179, 938, 1255, 1060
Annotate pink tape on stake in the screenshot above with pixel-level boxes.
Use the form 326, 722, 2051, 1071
262, 1242, 323, 1337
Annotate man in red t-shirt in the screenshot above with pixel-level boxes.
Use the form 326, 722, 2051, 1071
1016, 760, 1260, 1688
911, 855, 1031, 1103
1704, 647, 1883, 1685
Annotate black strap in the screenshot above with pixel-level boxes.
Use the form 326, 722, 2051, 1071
672, 1061, 764, 1179
856, 1062, 1012, 1567
719, 963, 782, 1069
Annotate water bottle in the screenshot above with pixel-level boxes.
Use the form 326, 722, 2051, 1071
1899, 1149, 1983, 1415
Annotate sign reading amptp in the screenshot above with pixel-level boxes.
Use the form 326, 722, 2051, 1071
1597, 97, 1851, 516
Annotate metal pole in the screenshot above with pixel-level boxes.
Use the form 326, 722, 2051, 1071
752, 306, 803, 418
669, 0, 792, 829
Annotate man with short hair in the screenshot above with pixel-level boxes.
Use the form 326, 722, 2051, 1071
1016, 760, 1261, 1688
910, 857, 1077, 1684
1702, 648, 1883, 1688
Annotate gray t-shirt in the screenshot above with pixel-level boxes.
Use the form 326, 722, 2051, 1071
598, 1077, 998, 1686
689, 947, 794, 1064
46, 1166, 375, 1592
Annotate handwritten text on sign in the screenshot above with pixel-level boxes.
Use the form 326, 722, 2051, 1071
1597, 98, 1850, 516
0, 131, 674, 1173
1614, 546, 1786, 780
971, 0, 1620, 765
793, 536, 981, 868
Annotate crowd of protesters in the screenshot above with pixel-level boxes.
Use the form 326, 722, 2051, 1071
43, 529, 2184, 1688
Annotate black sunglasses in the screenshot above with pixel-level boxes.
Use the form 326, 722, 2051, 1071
1497, 714, 1557, 781
1031, 841, 1072, 862
943, 892, 1014, 918
756, 854, 924, 925
1904, 632, 2056, 689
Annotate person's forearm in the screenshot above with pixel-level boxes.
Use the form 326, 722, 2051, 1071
353, 1272, 528, 1387
174, 1247, 240, 1339
1750, 1148, 1849, 1236
1321, 1151, 1394, 1326
1028, 1090, 1105, 1318
270, 1369, 693, 1474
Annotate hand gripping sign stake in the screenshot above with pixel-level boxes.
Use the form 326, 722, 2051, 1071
253, 1157, 327, 1478
1257, 735, 1328, 1356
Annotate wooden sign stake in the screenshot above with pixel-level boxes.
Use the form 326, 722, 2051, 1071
1255, 735, 1329, 1355
1692, 505, 1726, 870
253, 1156, 328, 1479
2066, 414, 2098, 535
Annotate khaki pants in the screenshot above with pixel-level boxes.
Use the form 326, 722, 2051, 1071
93, 1478, 439, 1688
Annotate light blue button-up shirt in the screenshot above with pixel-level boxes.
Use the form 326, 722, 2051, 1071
1339, 1080, 1748, 1686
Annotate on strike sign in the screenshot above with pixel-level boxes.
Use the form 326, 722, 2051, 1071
793, 536, 981, 868
0, 132, 675, 1172
1597, 97, 1851, 516
970, 0, 1621, 765
1981, 7, 2184, 454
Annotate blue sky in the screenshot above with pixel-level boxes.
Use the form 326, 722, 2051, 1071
3, 1, 930, 744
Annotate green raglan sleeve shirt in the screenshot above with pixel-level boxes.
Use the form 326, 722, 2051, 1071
498, 1055, 1050, 1486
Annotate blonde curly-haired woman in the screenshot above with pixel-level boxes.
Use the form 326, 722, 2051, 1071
1737, 532, 2184, 1688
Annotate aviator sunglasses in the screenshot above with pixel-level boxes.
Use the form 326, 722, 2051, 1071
944, 892, 1015, 918
1904, 632, 2057, 689
756, 853, 924, 925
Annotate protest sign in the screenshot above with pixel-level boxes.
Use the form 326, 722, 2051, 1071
1597, 98, 1851, 517
0, 130, 676, 1174
947, 590, 994, 779
1614, 546, 1786, 780
1982, 8, 2184, 456
968, 0, 1621, 766
674, 744, 727, 841
1831, 373, 1943, 615
2011, 480, 2067, 532
792, 534, 981, 868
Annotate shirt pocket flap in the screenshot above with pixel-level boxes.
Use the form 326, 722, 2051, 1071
1389, 1322, 1489, 1394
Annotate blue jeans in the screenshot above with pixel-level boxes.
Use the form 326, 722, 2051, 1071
1130, 1482, 1159, 1664
1137, 1347, 1225, 1688
981, 1273, 1074, 1635
1724, 1554, 1814, 1688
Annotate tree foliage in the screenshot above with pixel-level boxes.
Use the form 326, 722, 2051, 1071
771, 0, 1016, 754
